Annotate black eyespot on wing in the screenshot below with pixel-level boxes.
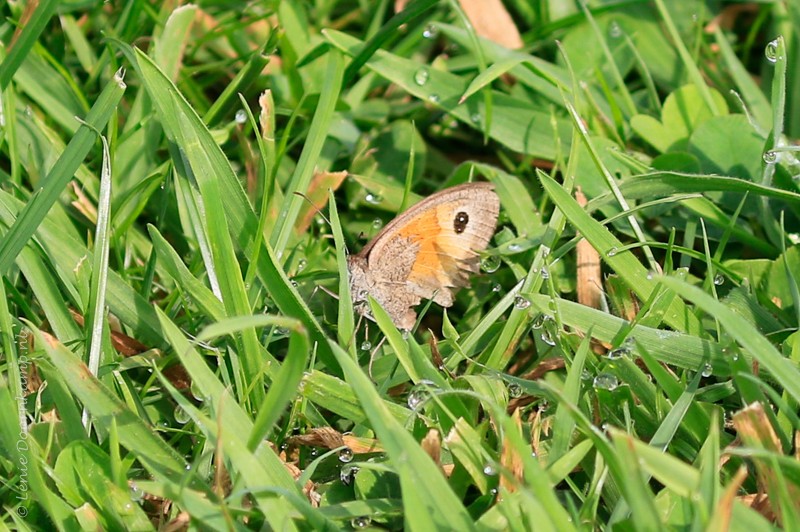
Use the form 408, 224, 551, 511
454, 211, 469, 234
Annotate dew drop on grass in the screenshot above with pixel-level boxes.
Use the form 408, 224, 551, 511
483, 464, 497, 476
607, 246, 618, 257
608, 20, 622, 38
541, 330, 556, 346
429, 93, 440, 103
414, 67, 430, 86
422, 24, 439, 39
607, 346, 630, 360
360, 341, 372, 351
765, 39, 781, 63
408, 380, 435, 409
351, 516, 372, 528
513, 296, 531, 310
713, 273, 725, 285
540, 267, 550, 280
365, 192, 382, 204
470, 113, 481, 124
338, 447, 354, 463
492, 283, 502, 292
297, 259, 307, 271
234, 109, 247, 123
763, 150, 778, 163
507, 242, 522, 252
532, 314, 547, 329
481, 255, 501, 273
129, 482, 144, 502
372, 218, 383, 229
508, 383, 523, 398
174, 406, 191, 425
593, 373, 619, 391
701, 364, 713, 377
340, 465, 359, 484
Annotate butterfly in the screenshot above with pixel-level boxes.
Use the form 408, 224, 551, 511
347, 182, 500, 330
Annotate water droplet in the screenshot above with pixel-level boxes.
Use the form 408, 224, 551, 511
593, 373, 619, 390
532, 314, 547, 329
713, 274, 725, 286
351, 516, 371, 528
174, 406, 190, 425
607, 346, 630, 360
290, 280, 299, 287
422, 23, 439, 39
646, 271, 655, 280
541, 330, 556, 346
360, 340, 372, 351
481, 255, 501, 273
310, 448, 319, 457
581, 369, 592, 381
340, 465, 359, 484
428, 93, 440, 104
607, 247, 618, 257
507, 243, 522, 252
732, 352, 739, 361
297, 259, 307, 271
540, 267, 550, 280
365, 192, 383, 204
508, 383, 522, 398
470, 113, 481, 123
513, 296, 531, 310
608, 20, 622, 38
235, 109, 247, 124
414, 67, 430, 86
372, 218, 383, 229
129, 482, 144, 502
483, 464, 497, 476
701, 364, 713, 377
338, 447, 354, 463
765, 38, 781, 63
763, 150, 778, 163
407, 389, 426, 409
408, 380, 435, 409
401, 330, 410, 339
190, 381, 205, 401
492, 283, 502, 292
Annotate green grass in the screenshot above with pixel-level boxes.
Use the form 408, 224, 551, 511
1, 1, 799, 529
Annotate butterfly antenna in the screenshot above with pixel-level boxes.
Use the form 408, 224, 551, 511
368, 336, 387, 382
293, 191, 333, 227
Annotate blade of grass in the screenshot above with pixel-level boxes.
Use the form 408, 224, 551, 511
540, 173, 702, 334
330, 340, 477, 531
0, 0, 60, 89
659, 276, 800, 402
0, 69, 125, 274
270, 50, 344, 257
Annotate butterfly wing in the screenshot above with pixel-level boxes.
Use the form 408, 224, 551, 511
362, 183, 500, 307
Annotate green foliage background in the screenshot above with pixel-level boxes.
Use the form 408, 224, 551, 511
1, 0, 800, 529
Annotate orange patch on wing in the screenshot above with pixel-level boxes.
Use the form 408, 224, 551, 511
396, 205, 477, 288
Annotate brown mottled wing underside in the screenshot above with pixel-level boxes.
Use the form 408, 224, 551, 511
350, 183, 500, 329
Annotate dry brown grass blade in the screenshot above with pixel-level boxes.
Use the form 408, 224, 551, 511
708, 466, 748, 532
296, 170, 348, 234
421, 428, 443, 472
458, 0, 523, 49
499, 409, 524, 494
732, 402, 799, 526
575, 187, 603, 311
